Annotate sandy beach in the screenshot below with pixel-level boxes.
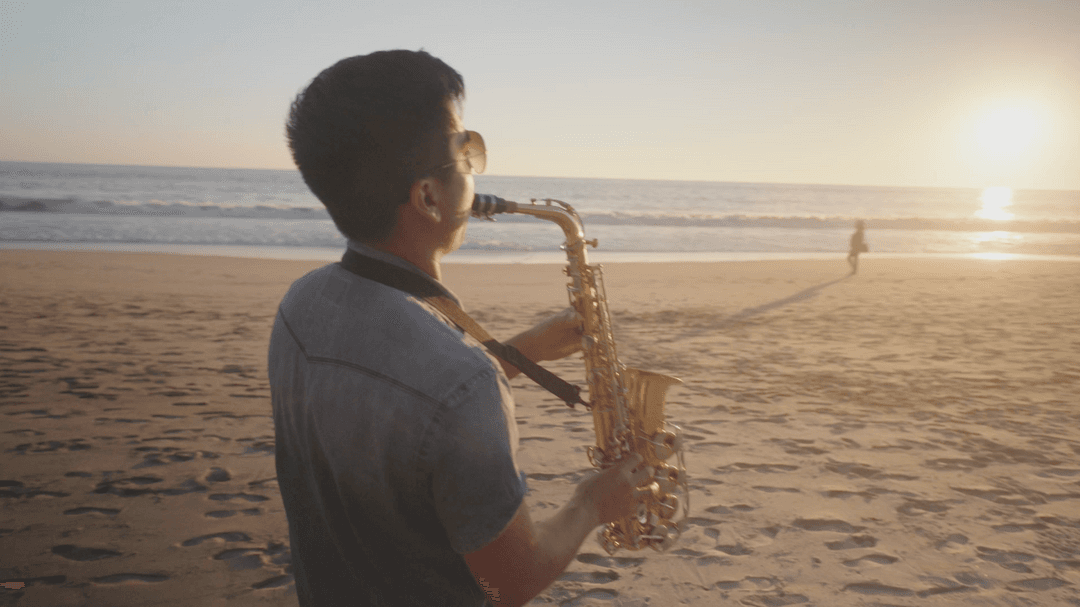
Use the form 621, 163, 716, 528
1, 249, 1078, 606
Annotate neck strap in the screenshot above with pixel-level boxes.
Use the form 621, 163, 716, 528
338, 248, 586, 408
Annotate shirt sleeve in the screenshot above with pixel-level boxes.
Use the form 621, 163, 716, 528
430, 366, 527, 555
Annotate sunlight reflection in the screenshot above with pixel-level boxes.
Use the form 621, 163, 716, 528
972, 230, 1020, 244
976, 186, 1014, 221
971, 252, 1019, 261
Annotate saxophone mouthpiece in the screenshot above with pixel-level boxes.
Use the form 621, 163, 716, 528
472, 194, 516, 219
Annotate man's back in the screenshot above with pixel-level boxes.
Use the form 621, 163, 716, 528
268, 246, 526, 605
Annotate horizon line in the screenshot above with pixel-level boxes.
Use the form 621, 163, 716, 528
1, 158, 1077, 194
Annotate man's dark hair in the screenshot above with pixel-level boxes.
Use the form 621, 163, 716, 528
286, 50, 465, 242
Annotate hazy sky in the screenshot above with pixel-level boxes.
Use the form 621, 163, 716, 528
1, 0, 1078, 189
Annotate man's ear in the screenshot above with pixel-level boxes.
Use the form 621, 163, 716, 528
408, 178, 442, 222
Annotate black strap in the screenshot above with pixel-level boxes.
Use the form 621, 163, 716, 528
339, 248, 587, 408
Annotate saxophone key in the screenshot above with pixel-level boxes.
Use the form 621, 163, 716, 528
655, 464, 681, 494
647, 524, 679, 552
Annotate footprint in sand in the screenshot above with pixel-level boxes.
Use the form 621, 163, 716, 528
715, 462, 799, 474
705, 504, 755, 515
209, 492, 269, 503
94, 417, 150, 424
842, 582, 914, 597
51, 545, 122, 561
742, 594, 810, 606
682, 516, 722, 528
94, 476, 209, 497
3, 574, 66, 587
922, 457, 987, 471
1006, 577, 1068, 592
131, 447, 210, 468
1037, 515, 1080, 528
0, 481, 70, 499
557, 570, 619, 583
215, 548, 268, 571
824, 461, 918, 481
211, 541, 293, 589
9, 440, 91, 453
559, 588, 618, 605
825, 535, 878, 550
916, 584, 978, 597
846, 578, 984, 596
896, 498, 951, 516
4, 429, 44, 437
1035, 467, 1080, 478
975, 546, 1037, 573
181, 531, 252, 547
92, 573, 168, 584
715, 544, 753, 556
841, 554, 899, 567
948, 571, 992, 589
933, 533, 969, 552
205, 467, 231, 483
770, 438, 828, 456
950, 486, 1013, 502
791, 518, 865, 533
205, 508, 262, 518
820, 488, 878, 501
575, 553, 646, 569
752, 486, 800, 494
991, 522, 1047, 532
63, 507, 121, 517
248, 478, 279, 490
237, 438, 275, 456
252, 574, 294, 590
759, 525, 781, 538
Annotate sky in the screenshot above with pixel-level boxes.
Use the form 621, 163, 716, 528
1, 0, 1078, 190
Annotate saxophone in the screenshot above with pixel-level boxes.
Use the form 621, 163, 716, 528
472, 194, 689, 554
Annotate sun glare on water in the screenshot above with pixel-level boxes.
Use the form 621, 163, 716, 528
976, 186, 1014, 221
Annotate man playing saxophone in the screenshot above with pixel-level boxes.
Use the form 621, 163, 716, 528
269, 50, 652, 607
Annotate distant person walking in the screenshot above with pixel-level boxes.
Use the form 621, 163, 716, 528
847, 220, 868, 274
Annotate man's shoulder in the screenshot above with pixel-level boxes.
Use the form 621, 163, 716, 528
275, 263, 497, 392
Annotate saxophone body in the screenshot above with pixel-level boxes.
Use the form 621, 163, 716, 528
472, 195, 689, 554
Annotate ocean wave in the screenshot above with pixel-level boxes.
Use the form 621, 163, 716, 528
0, 196, 330, 219
5, 195, 1078, 234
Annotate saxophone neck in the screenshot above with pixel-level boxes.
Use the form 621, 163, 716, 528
473, 195, 588, 250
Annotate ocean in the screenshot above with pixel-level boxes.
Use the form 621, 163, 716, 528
2, 161, 1078, 263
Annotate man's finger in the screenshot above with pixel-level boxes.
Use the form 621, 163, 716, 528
631, 465, 654, 487
633, 486, 654, 500
624, 452, 645, 470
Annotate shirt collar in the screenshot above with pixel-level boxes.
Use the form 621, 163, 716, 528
345, 240, 462, 306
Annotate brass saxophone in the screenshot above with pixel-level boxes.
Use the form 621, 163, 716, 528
472, 194, 689, 554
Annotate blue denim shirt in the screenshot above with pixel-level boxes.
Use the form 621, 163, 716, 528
268, 241, 525, 606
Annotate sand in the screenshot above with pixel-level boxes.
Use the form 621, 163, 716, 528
1, 249, 1078, 606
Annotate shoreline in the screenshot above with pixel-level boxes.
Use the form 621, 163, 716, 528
3, 240, 1079, 264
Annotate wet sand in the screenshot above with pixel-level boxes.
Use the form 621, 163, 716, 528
1, 250, 1078, 606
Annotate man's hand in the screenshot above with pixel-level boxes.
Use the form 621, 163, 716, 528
571, 452, 653, 528
500, 307, 583, 379
464, 453, 653, 607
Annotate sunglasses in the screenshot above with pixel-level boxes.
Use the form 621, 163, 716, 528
429, 130, 487, 175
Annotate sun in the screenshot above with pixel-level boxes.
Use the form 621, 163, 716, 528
975, 105, 1043, 160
